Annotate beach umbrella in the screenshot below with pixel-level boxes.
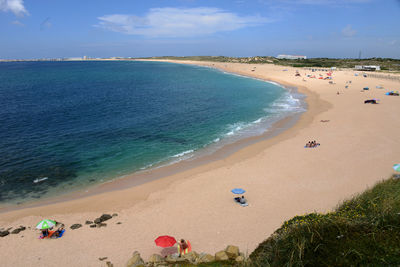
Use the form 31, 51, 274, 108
155, 235, 176, 248
393, 164, 400, 172
36, 219, 56, 230
231, 188, 246, 194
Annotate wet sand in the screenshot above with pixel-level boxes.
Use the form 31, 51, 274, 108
1, 61, 399, 267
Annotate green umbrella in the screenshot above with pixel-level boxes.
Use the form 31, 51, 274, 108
394, 164, 400, 172
36, 219, 56, 230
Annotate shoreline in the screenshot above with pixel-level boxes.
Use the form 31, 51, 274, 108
1, 60, 399, 267
0, 61, 312, 214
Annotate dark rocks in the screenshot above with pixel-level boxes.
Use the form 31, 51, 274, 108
85, 220, 93, 225
94, 214, 112, 224
106, 261, 113, 267
11, 226, 26, 234
112, 213, 118, 217
70, 224, 82, 230
116, 222, 122, 225
0, 230, 10, 237
90, 223, 106, 228
99, 257, 108, 261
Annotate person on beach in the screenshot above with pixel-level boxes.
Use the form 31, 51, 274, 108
41, 229, 49, 237
239, 196, 247, 204
54, 227, 64, 238
178, 239, 191, 256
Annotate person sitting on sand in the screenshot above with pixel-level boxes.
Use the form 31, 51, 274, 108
239, 196, 247, 204
54, 227, 64, 238
178, 239, 191, 256
41, 229, 49, 237
234, 196, 241, 202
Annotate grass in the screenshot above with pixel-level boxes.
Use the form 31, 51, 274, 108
249, 175, 400, 266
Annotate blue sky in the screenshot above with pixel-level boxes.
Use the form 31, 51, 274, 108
0, 0, 399, 59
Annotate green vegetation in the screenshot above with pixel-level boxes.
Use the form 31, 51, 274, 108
249, 175, 400, 266
144, 56, 400, 72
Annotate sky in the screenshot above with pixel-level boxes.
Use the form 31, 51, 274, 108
0, 0, 399, 59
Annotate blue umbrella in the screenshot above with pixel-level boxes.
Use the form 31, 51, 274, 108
231, 188, 246, 194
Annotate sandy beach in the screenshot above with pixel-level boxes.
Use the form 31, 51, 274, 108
1, 61, 400, 266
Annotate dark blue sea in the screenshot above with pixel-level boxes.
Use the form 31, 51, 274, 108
0, 61, 304, 204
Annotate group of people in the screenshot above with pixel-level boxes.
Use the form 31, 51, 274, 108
40, 227, 64, 239
305, 140, 320, 148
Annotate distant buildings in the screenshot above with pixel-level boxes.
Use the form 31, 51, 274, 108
355, 65, 381, 71
277, 54, 307, 60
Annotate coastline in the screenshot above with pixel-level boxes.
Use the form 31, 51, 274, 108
1, 61, 400, 267
0, 61, 310, 214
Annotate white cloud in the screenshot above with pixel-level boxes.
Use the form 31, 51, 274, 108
342, 25, 356, 37
96, 7, 272, 37
0, 0, 28, 16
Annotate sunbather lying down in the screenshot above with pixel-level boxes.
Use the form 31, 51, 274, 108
364, 99, 378, 104
234, 196, 248, 207
305, 140, 320, 148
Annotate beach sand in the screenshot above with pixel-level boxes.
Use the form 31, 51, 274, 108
1, 61, 400, 266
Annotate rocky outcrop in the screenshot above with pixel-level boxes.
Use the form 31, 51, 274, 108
215, 250, 230, 261
85, 220, 93, 225
147, 254, 164, 265
182, 251, 199, 263
125, 244, 246, 266
0, 230, 9, 237
11, 226, 26, 234
198, 253, 215, 263
70, 224, 82, 230
126, 251, 145, 267
235, 255, 245, 262
94, 214, 112, 224
165, 254, 186, 264
225, 245, 239, 259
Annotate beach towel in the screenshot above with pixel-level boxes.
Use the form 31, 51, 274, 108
234, 198, 248, 207
304, 144, 320, 148
39, 230, 55, 239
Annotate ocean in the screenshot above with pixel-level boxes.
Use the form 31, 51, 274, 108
0, 61, 305, 204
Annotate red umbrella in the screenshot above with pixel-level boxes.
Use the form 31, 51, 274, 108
155, 235, 176, 248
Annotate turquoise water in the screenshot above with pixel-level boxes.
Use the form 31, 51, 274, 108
0, 61, 304, 204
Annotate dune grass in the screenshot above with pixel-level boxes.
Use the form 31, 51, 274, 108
249, 175, 400, 266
